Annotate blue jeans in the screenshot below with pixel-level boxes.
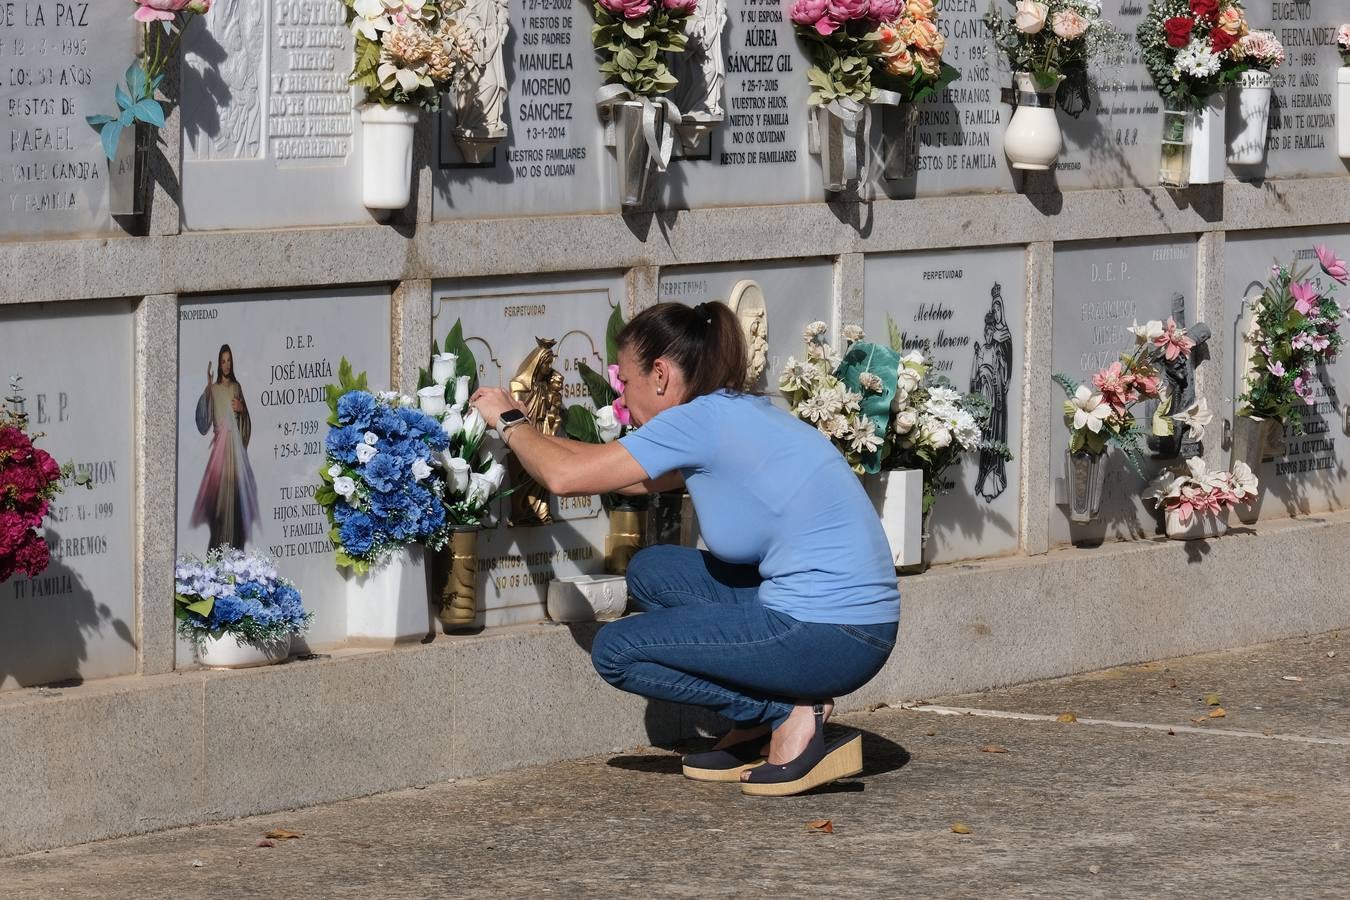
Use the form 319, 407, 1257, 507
591, 545, 898, 730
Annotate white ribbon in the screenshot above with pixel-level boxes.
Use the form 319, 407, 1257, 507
813, 90, 900, 188
596, 85, 682, 173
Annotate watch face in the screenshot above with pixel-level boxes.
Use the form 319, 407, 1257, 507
500, 410, 526, 425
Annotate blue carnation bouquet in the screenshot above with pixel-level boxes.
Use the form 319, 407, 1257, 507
174, 549, 312, 644
316, 360, 454, 573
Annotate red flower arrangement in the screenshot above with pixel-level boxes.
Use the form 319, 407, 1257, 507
1, 380, 68, 583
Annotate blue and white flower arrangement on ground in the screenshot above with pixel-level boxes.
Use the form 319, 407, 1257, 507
316, 359, 459, 573
174, 548, 312, 645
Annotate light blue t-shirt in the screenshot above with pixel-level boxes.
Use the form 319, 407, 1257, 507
619, 391, 900, 625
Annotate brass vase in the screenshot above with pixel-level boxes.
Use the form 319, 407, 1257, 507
439, 528, 479, 632
605, 505, 646, 576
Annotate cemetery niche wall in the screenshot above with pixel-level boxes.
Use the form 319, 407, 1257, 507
0, 300, 137, 690
432, 272, 626, 628
175, 287, 393, 654
1049, 237, 1201, 548
1224, 227, 1350, 519
863, 247, 1025, 563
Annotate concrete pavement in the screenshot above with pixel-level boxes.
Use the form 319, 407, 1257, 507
2, 630, 1347, 899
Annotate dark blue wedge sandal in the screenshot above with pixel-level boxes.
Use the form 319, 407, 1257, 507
681, 733, 769, 782
739, 704, 863, 797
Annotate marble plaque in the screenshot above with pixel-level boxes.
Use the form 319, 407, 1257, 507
0, 300, 136, 690
0, 2, 137, 238
1223, 228, 1350, 518
659, 0, 822, 208
877, 0, 1164, 198
658, 258, 835, 400
176, 287, 392, 651
1049, 238, 1199, 548
433, 272, 623, 627
181, 0, 367, 229
863, 248, 1025, 563
435, 0, 612, 218
1250, 2, 1348, 180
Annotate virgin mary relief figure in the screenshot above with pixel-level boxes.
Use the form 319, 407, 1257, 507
453, 0, 510, 156
971, 284, 1012, 502
669, 0, 727, 125
184, 0, 265, 160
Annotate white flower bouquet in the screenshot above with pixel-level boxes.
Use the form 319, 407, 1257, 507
415, 320, 511, 528
1144, 456, 1258, 536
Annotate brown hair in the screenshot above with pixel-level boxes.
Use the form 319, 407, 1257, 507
617, 301, 748, 399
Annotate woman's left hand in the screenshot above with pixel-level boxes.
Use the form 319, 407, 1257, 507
469, 387, 526, 429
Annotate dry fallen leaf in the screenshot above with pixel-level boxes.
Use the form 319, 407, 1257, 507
1168, 680, 1179, 689
1209, 707, 1227, 719
926, 730, 937, 737
1191, 716, 1209, 724
866, 702, 889, 713
1088, 865, 1101, 875
1282, 675, 1304, 683
951, 823, 973, 835
1204, 692, 1222, 706
1166, 729, 1176, 736
980, 744, 1009, 753
255, 840, 276, 849
265, 829, 303, 840
1328, 651, 1338, 659
1056, 711, 1078, 723
189, 860, 205, 868
807, 819, 834, 834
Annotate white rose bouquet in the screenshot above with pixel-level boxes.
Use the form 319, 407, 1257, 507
883, 337, 1010, 517
412, 320, 511, 529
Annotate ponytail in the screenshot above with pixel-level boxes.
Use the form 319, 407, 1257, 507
617, 301, 749, 398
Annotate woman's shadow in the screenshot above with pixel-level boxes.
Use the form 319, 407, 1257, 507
0, 526, 136, 689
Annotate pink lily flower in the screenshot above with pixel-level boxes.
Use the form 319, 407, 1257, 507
1315, 244, 1349, 284
1152, 317, 1195, 361
1290, 280, 1320, 316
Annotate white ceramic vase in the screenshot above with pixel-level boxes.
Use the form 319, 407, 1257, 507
1339, 67, 1350, 159
1226, 71, 1273, 165
1188, 94, 1226, 184
1003, 72, 1063, 171
345, 546, 432, 646
359, 102, 420, 210
863, 468, 923, 569
1165, 507, 1229, 541
197, 633, 292, 669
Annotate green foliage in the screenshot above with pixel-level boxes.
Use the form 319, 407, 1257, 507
443, 319, 479, 394
806, 47, 875, 106
886, 314, 906, 354
604, 304, 625, 367
577, 362, 618, 410
592, 4, 689, 96
564, 404, 601, 443
875, 60, 961, 104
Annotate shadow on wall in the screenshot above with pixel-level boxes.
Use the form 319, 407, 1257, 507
0, 527, 136, 690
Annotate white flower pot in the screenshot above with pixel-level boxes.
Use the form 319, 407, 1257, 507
1165, 507, 1229, 541
1003, 72, 1063, 171
1226, 71, 1272, 165
1187, 94, 1226, 184
863, 469, 923, 568
359, 102, 420, 211
1339, 68, 1350, 159
197, 633, 291, 669
345, 546, 432, 646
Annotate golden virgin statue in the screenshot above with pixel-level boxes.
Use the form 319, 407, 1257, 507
506, 337, 564, 525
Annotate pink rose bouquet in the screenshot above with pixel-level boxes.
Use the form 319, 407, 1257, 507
1237, 248, 1347, 432
1336, 24, 1350, 65
88, 0, 214, 159
793, 0, 957, 106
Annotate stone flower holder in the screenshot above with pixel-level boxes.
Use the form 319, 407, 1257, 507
1065, 449, 1106, 524
1227, 70, 1273, 166
359, 103, 421, 211
1187, 94, 1226, 184
1165, 508, 1229, 541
